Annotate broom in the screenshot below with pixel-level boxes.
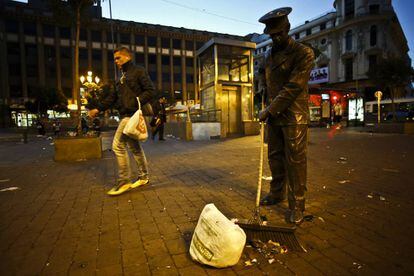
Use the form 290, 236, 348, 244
237, 96, 305, 252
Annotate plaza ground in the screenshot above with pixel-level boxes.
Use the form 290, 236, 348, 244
0, 128, 413, 275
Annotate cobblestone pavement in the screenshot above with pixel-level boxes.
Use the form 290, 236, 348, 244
0, 128, 413, 275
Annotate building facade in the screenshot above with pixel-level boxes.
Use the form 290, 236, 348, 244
0, 0, 245, 127
252, 0, 410, 125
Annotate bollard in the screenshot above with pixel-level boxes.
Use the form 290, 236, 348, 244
22, 130, 28, 144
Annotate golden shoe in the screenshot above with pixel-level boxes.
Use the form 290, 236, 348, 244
107, 183, 131, 196
131, 179, 149, 189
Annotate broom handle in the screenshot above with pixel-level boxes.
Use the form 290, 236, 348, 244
255, 92, 266, 208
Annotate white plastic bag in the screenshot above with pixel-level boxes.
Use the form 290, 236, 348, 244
189, 203, 246, 268
123, 97, 148, 141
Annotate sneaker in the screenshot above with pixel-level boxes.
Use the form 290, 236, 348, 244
107, 183, 131, 196
130, 178, 149, 189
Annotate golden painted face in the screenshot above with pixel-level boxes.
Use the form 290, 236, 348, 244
114, 51, 131, 69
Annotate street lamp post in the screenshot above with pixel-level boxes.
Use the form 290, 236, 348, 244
375, 90, 383, 124
79, 71, 101, 131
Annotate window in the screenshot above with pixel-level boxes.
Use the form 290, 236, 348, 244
162, 72, 170, 82
9, 85, 23, 97
173, 39, 181, 49
43, 24, 55, 37
91, 30, 101, 41
135, 34, 144, 45
369, 4, 380, 14
149, 71, 157, 82
306, 29, 311, 36
161, 37, 170, 48
148, 54, 156, 65
368, 55, 377, 71
186, 73, 194, 83
345, 30, 353, 51
79, 48, 88, 59
92, 49, 101, 60
59, 27, 71, 39
294, 33, 300, 40
345, 0, 355, 20
185, 40, 193, 50
60, 47, 72, 59
44, 46, 56, 81
161, 55, 170, 65
320, 22, 326, 31
25, 44, 38, 78
120, 33, 130, 44
174, 72, 182, 83
344, 58, 353, 81
173, 56, 181, 67
135, 53, 145, 66
186, 57, 193, 67
321, 38, 327, 45
5, 19, 19, 33
24, 22, 37, 36
196, 41, 204, 49
80, 28, 87, 40
107, 31, 115, 43
370, 25, 377, 46
147, 36, 157, 47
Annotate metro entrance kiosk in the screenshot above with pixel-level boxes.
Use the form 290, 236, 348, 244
196, 38, 257, 138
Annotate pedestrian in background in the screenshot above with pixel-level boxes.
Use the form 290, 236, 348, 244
151, 96, 167, 141
257, 7, 315, 224
53, 121, 61, 136
88, 46, 156, 196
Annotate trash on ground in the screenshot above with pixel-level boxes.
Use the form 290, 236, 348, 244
318, 217, 325, 223
47, 136, 53, 140
382, 168, 399, 173
339, 157, 347, 161
0, 179, 11, 183
244, 260, 253, 266
367, 193, 386, 201
322, 186, 326, 189
353, 262, 363, 269
303, 215, 314, 222
250, 239, 289, 261
0, 187, 20, 192
49, 142, 54, 146
338, 180, 350, 184
262, 176, 272, 181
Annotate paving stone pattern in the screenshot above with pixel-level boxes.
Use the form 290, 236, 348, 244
0, 128, 413, 275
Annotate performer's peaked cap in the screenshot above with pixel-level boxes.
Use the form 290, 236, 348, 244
259, 7, 292, 34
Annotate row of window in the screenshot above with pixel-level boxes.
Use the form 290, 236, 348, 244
345, 25, 377, 51
344, 54, 377, 81
344, 0, 380, 20
292, 20, 334, 40
4, 19, 205, 50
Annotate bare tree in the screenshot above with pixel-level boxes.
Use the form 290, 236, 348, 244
368, 56, 414, 121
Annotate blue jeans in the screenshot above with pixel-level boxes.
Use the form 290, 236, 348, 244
112, 117, 148, 187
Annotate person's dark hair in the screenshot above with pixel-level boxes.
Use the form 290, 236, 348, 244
114, 46, 132, 58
